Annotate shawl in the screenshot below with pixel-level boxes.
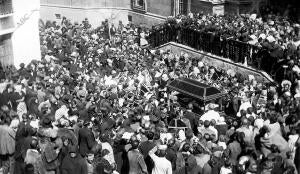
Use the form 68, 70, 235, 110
0, 125, 16, 155
260, 133, 290, 157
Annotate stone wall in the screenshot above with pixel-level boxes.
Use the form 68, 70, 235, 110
40, 0, 170, 27
158, 42, 274, 83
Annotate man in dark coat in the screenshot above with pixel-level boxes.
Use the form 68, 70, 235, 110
14, 122, 35, 174
61, 146, 88, 174
78, 120, 96, 157
138, 131, 156, 174
184, 103, 198, 135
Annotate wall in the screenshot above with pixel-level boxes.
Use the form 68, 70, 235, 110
224, 2, 239, 14
129, 11, 167, 26
191, 0, 213, 14
0, 34, 13, 66
158, 42, 274, 83
146, 0, 173, 17
40, 0, 170, 27
12, 0, 41, 68
39, 5, 130, 27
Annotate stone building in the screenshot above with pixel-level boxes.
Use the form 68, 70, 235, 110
0, 0, 41, 67
40, 0, 174, 27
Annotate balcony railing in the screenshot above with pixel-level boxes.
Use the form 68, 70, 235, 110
149, 26, 284, 82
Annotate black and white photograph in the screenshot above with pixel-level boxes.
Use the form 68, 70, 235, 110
0, 0, 300, 174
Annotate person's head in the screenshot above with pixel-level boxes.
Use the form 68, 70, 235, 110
286, 151, 293, 159
259, 126, 270, 137
270, 144, 280, 153
240, 109, 247, 117
83, 120, 92, 128
62, 136, 70, 146
157, 145, 167, 157
204, 133, 211, 141
241, 117, 248, 126
185, 128, 194, 140
193, 144, 204, 155
210, 119, 216, 127
167, 138, 175, 147
22, 114, 28, 122
146, 131, 154, 140
3, 116, 11, 126
188, 103, 193, 110
182, 143, 191, 152
204, 120, 210, 128
100, 133, 110, 143
86, 153, 94, 163
30, 139, 39, 149
130, 139, 140, 149
198, 120, 204, 126
232, 120, 239, 128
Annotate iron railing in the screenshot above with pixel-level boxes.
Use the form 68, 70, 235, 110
149, 26, 283, 82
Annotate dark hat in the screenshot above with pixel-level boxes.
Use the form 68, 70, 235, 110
69, 145, 78, 153
41, 117, 52, 127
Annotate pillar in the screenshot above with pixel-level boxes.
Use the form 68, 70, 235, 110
187, 0, 191, 13
173, 0, 180, 16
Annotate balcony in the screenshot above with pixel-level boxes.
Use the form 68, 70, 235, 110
0, 0, 13, 17
0, 15, 15, 35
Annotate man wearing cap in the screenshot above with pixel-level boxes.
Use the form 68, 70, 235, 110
149, 145, 172, 174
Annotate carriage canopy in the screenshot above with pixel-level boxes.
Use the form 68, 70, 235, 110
167, 78, 223, 102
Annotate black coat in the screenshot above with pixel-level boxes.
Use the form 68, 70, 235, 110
78, 127, 96, 157
184, 111, 198, 135
61, 153, 87, 174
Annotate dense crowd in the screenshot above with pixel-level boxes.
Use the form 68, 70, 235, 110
162, 13, 300, 51
152, 12, 300, 82
0, 15, 299, 174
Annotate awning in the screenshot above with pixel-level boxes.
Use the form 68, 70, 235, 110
167, 78, 223, 102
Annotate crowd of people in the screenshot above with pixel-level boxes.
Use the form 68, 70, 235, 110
151, 12, 300, 82
0, 14, 299, 174
162, 12, 300, 52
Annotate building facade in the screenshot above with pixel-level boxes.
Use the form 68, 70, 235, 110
40, 0, 174, 27
0, 0, 41, 67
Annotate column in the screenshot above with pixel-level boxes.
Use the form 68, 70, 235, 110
173, 0, 179, 16
187, 0, 191, 13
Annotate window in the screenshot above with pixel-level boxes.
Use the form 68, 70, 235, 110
179, 0, 187, 15
128, 15, 132, 22
131, 0, 146, 13
55, 14, 61, 19
137, 0, 144, 7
